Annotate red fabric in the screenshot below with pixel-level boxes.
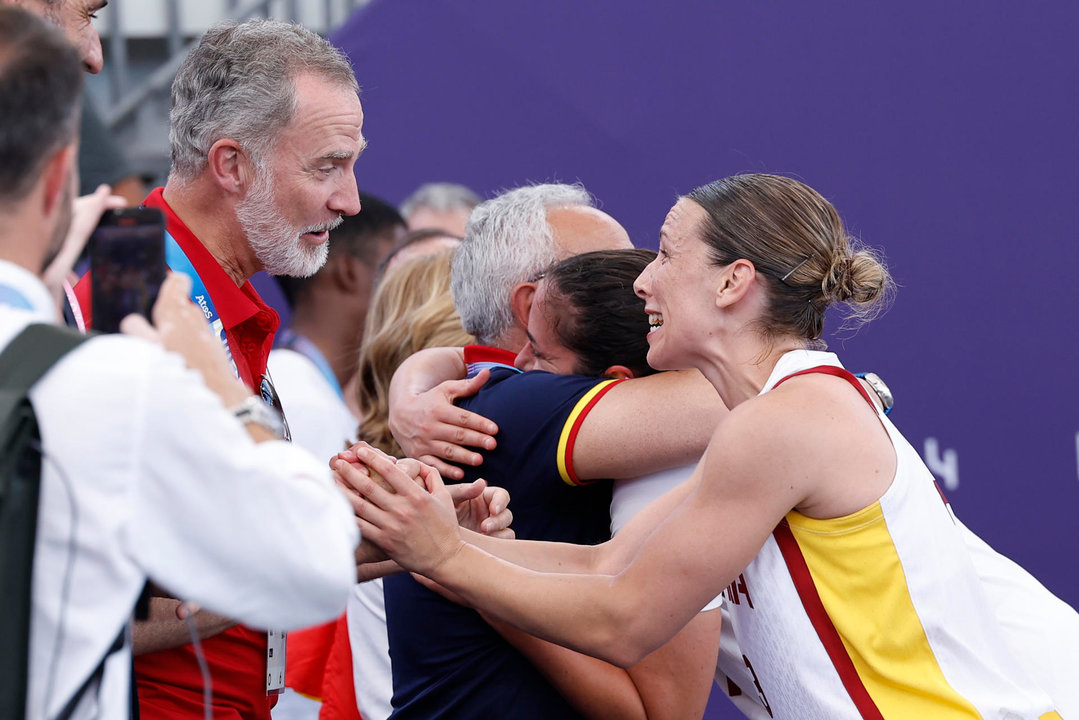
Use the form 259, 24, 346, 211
286, 619, 339, 700
317, 615, 363, 720
74, 187, 280, 388
462, 344, 516, 366
93, 189, 282, 719
772, 520, 885, 720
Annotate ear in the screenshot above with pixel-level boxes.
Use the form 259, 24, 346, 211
715, 259, 757, 309
41, 144, 76, 221
206, 138, 254, 195
333, 253, 375, 294
510, 281, 537, 329
602, 364, 636, 380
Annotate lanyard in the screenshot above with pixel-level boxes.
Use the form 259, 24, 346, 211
165, 233, 285, 424
165, 231, 239, 378
275, 328, 343, 400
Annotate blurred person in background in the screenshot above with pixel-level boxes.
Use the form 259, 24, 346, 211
399, 181, 479, 237
374, 228, 462, 286
4, 0, 104, 73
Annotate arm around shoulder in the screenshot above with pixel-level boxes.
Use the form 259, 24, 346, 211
572, 369, 727, 481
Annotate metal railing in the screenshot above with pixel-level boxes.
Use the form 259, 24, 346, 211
101, 0, 367, 131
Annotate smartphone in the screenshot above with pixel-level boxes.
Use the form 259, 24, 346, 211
89, 207, 166, 333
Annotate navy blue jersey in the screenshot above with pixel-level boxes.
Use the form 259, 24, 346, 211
384, 346, 622, 719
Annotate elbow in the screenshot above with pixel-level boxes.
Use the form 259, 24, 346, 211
585, 595, 657, 668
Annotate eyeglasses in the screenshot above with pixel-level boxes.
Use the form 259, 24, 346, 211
259, 372, 292, 442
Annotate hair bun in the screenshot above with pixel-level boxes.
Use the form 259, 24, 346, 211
823, 246, 890, 307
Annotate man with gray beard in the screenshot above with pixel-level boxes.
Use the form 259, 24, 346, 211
73, 18, 365, 720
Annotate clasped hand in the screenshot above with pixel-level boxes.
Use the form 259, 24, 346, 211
332, 442, 512, 576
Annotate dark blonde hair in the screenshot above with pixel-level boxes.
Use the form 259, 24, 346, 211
686, 174, 893, 344
355, 249, 475, 455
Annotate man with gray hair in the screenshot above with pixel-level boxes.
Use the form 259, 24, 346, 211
72, 18, 365, 720
399, 181, 480, 237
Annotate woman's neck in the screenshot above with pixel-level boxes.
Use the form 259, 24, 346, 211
697, 336, 806, 409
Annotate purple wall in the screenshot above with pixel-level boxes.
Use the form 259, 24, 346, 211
326, 2, 1078, 716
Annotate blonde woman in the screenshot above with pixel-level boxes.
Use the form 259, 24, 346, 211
355, 248, 475, 455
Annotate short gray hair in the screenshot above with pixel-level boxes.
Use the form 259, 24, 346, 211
168, 19, 357, 181
450, 183, 592, 346
400, 182, 481, 219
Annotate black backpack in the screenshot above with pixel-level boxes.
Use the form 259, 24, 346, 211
0, 323, 89, 719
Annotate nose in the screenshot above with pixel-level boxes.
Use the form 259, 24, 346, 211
513, 343, 534, 371
331, 170, 362, 217
84, 28, 104, 74
633, 259, 655, 300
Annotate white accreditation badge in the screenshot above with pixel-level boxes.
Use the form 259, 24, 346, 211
266, 629, 287, 694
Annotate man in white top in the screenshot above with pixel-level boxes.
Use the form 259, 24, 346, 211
0, 8, 361, 718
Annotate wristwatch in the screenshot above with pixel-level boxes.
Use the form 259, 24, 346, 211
230, 395, 287, 438
855, 372, 894, 415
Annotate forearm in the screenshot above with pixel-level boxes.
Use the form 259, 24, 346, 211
430, 543, 652, 666
133, 598, 235, 654
388, 347, 466, 404
503, 608, 719, 720
489, 617, 648, 720
460, 529, 605, 574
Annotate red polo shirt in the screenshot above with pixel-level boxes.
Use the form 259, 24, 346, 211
76, 187, 282, 720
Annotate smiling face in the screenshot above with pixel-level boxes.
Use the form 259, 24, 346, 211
237, 72, 365, 278
634, 198, 725, 371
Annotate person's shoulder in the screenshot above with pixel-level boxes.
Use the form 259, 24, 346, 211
463, 369, 612, 418
491, 368, 612, 398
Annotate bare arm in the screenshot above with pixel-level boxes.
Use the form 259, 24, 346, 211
133, 599, 235, 655
349, 407, 801, 667
572, 369, 726, 480
384, 347, 497, 478
490, 608, 720, 720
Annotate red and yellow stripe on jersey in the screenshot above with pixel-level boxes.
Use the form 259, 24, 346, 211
555, 379, 624, 486
720, 350, 1062, 719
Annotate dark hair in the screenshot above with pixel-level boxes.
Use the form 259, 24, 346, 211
686, 174, 893, 344
0, 5, 84, 205
277, 191, 405, 305
543, 249, 658, 378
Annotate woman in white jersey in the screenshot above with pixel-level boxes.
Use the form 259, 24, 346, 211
342, 174, 1062, 719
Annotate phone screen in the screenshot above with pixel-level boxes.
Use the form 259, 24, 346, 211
89, 208, 166, 333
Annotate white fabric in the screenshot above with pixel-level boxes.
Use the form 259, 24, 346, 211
268, 347, 395, 720
267, 348, 357, 463
714, 350, 1056, 719
1, 260, 359, 720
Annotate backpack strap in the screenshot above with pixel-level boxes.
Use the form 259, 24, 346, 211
0, 324, 89, 720
0, 323, 89, 393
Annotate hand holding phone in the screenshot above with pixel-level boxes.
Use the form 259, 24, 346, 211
89, 207, 166, 333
